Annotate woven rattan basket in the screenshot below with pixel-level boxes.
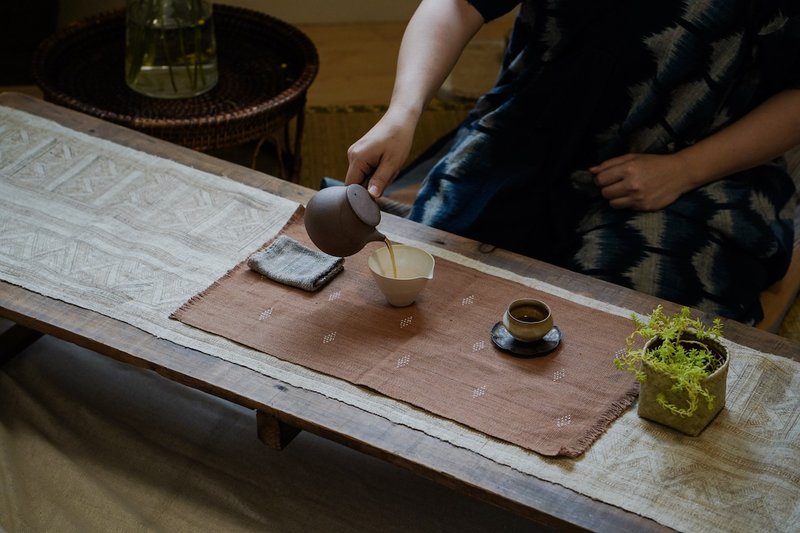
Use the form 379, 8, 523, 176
32, 4, 318, 153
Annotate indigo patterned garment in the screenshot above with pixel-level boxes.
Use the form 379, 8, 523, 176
409, 0, 799, 323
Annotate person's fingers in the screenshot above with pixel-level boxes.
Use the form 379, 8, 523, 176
598, 178, 627, 200
608, 196, 633, 210
589, 153, 638, 173
593, 166, 628, 187
365, 161, 399, 197
344, 159, 372, 185
344, 140, 380, 185
600, 180, 638, 209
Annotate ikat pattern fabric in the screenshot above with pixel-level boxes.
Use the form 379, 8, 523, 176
412, 0, 799, 324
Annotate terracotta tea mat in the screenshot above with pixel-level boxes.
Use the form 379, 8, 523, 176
3, 104, 798, 532
172, 210, 638, 457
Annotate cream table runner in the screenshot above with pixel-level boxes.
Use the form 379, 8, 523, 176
1, 106, 798, 532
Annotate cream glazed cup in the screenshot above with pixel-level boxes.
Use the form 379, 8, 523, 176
368, 244, 435, 307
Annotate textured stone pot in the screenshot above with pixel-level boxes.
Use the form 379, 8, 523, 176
637, 336, 729, 436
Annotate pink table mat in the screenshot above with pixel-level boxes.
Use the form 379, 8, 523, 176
172, 208, 638, 457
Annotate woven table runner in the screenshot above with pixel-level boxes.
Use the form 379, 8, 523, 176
2, 104, 798, 532
173, 209, 638, 457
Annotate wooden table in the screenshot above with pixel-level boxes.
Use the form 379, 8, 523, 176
1, 92, 798, 532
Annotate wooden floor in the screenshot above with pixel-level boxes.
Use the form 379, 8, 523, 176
297, 17, 513, 106
299, 22, 407, 106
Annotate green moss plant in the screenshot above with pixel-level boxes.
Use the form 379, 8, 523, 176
614, 305, 725, 418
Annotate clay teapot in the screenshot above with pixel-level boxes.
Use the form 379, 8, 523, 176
304, 184, 386, 257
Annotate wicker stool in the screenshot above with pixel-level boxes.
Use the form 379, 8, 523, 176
32, 5, 318, 182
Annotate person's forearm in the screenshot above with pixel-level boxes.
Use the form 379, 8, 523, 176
387, 0, 484, 122
343, 0, 485, 192
677, 89, 800, 188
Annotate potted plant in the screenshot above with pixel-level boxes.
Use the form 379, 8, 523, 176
614, 305, 729, 436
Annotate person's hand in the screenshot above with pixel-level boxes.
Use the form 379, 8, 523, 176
345, 109, 417, 197
590, 153, 696, 211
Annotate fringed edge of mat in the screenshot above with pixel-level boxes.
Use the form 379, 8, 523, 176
169, 205, 305, 322
558, 383, 640, 458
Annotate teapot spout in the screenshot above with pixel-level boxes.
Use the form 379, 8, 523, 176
366, 229, 386, 244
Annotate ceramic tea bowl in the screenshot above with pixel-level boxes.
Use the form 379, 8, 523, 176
368, 244, 435, 307
502, 298, 553, 343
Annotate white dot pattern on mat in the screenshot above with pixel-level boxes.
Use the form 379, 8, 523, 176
556, 415, 572, 428
258, 308, 272, 321
322, 331, 337, 344
553, 368, 566, 382
328, 290, 341, 301
462, 294, 475, 305
396, 354, 411, 368
472, 340, 485, 352
472, 385, 487, 398
400, 316, 413, 328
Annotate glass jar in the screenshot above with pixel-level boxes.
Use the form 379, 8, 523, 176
125, 0, 218, 98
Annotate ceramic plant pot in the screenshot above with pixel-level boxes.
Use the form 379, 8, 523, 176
637, 335, 729, 437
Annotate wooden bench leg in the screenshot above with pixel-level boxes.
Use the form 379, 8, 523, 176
256, 409, 301, 450
0, 324, 43, 365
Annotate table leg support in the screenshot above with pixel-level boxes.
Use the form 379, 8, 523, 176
256, 409, 301, 450
250, 104, 306, 183
0, 324, 43, 365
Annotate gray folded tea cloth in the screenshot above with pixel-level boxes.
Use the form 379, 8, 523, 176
247, 235, 344, 292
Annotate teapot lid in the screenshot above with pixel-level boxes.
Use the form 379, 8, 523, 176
346, 184, 381, 228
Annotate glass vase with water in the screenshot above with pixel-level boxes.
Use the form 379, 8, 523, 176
125, 0, 218, 98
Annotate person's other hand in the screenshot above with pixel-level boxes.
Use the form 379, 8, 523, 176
590, 153, 694, 211
345, 109, 417, 197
